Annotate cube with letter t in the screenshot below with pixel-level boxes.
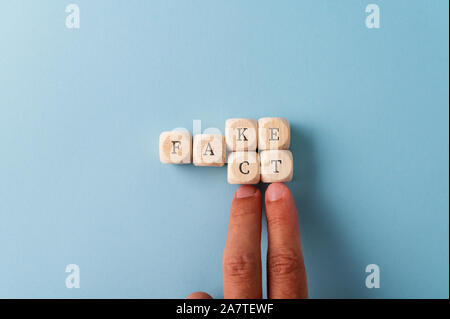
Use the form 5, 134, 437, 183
260, 150, 293, 183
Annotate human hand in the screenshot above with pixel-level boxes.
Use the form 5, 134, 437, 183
188, 183, 307, 299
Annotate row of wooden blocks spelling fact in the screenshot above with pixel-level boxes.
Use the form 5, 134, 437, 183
159, 118, 293, 184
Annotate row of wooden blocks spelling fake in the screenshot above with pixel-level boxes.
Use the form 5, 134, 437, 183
159, 118, 293, 184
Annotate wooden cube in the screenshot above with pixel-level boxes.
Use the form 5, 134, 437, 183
258, 117, 290, 150
227, 152, 260, 184
159, 130, 192, 164
225, 118, 258, 151
193, 134, 226, 166
260, 150, 293, 183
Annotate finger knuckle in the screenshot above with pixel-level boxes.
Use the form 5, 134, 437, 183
268, 249, 304, 276
223, 253, 258, 281
266, 214, 290, 229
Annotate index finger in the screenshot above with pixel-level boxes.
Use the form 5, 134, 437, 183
223, 185, 262, 299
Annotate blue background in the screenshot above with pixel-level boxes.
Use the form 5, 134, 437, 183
0, 1, 448, 298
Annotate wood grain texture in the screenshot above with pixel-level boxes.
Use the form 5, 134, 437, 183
225, 118, 258, 151
260, 150, 293, 183
193, 134, 226, 166
159, 130, 192, 164
227, 151, 260, 184
258, 117, 290, 150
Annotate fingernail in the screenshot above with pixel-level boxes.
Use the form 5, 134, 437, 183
235, 185, 257, 199
267, 183, 285, 201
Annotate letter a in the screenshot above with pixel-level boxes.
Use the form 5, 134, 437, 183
365, 4, 380, 29
203, 142, 214, 156
65, 4, 80, 29
65, 264, 80, 288
365, 264, 380, 288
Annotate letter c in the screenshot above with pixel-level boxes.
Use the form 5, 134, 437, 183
239, 161, 250, 174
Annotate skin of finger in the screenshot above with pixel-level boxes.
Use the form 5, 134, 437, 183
186, 291, 213, 299
223, 186, 263, 299
265, 183, 308, 299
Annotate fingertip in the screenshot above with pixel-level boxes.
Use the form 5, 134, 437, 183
265, 182, 297, 221
265, 183, 291, 202
186, 291, 213, 299
234, 185, 261, 199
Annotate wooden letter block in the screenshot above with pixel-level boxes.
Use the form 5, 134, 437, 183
159, 130, 192, 164
227, 152, 260, 184
258, 117, 290, 150
193, 134, 226, 167
260, 150, 293, 183
225, 118, 258, 151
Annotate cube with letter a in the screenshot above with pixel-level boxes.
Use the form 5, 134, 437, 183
193, 134, 226, 167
